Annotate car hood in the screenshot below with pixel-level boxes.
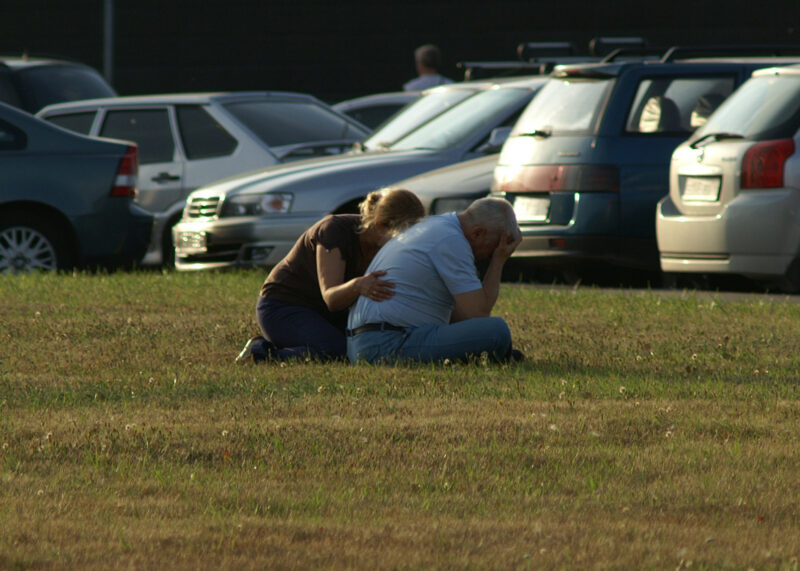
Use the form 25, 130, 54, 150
190, 148, 469, 201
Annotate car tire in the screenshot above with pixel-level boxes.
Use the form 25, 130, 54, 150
161, 220, 177, 269
0, 212, 74, 274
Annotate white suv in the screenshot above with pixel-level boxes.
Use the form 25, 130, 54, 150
657, 65, 800, 291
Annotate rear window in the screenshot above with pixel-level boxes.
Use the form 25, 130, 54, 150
625, 77, 735, 135
16, 65, 116, 112
363, 88, 474, 150
695, 74, 800, 141
223, 100, 367, 147
511, 77, 613, 136
45, 111, 96, 135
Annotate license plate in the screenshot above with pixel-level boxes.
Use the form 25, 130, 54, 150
176, 231, 207, 254
682, 176, 721, 202
513, 196, 550, 222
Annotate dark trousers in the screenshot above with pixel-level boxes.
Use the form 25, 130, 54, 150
256, 296, 346, 361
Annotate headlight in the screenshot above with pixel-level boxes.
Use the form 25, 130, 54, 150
220, 192, 293, 217
431, 197, 480, 215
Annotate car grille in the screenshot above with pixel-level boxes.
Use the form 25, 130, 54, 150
186, 196, 221, 218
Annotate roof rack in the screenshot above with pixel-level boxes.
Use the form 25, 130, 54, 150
660, 45, 800, 62
589, 36, 647, 57
600, 46, 667, 63
517, 41, 577, 62
457, 37, 652, 80
457, 61, 548, 80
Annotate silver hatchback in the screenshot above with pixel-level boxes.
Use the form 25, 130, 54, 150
37, 92, 369, 266
657, 65, 800, 291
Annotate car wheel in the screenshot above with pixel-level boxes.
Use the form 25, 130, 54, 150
161, 222, 176, 269
0, 213, 72, 274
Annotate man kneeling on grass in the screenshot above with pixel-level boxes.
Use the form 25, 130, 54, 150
346, 197, 523, 364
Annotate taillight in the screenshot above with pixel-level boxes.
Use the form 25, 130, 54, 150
741, 138, 794, 189
111, 145, 139, 197
496, 164, 619, 193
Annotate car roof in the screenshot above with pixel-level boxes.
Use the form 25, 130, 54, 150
752, 64, 800, 77
0, 55, 95, 70
36, 91, 324, 113
551, 53, 800, 79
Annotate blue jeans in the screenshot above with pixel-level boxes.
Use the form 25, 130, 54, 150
346, 316, 512, 364
256, 296, 346, 361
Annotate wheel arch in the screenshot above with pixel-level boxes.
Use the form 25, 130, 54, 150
0, 201, 80, 264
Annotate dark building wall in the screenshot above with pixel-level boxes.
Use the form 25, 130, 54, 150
2, 0, 799, 104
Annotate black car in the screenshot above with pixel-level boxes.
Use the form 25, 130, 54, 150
0, 56, 117, 113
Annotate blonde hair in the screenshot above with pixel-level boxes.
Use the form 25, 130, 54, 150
359, 188, 425, 236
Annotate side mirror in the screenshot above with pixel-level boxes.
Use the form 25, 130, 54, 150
479, 126, 513, 154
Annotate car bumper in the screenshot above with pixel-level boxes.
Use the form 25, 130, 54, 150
656, 191, 800, 278
173, 213, 323, 271
507, 192, 658, 270
81, 203, 153, 268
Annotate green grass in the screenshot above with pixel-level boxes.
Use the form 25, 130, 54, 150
2, 271, 800, 568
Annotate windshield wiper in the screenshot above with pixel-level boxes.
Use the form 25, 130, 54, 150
516, 128, 552, 138
690, 132, 744, 148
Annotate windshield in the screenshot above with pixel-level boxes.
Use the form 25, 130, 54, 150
511, 77, 613, 136
391, 86, 533, 152
224, 100, 368, 147
694, 74, 800, 141
362, 87, 475, 150
18, 65, 116, 112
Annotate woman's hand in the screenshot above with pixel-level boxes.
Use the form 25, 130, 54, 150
357, 270, 395, 301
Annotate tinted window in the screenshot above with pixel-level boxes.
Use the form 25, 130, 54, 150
512, 77, 613, 136
0, 71, 22, 108
391, 87, 534, 152
100, 109, 174, 164
363, 88, 473, 150
45, 112, 96, 135
223, 100, 367, 147
626, 77, 735, 134
176, 105, 237, 160
0, 119, 26, 150
345, 104, 406, 130
16, 65, 116, 112
695, 74, 800, 141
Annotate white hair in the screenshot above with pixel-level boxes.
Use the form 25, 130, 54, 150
463, 197, 520, 240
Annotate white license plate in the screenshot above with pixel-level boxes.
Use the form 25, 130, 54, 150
513, 196, 550, 222
682, 176, 721, 202
176, 231, 207, 254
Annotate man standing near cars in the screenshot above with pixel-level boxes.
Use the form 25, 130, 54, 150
403, 44, 453, 91
346, 197, 522, 364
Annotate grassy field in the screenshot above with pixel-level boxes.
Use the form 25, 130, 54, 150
2, 270, 800, 569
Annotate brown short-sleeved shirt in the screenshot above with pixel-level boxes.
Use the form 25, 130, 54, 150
260, 214, 361, 315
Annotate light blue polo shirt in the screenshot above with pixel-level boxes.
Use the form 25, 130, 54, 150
348, 213, 482, 329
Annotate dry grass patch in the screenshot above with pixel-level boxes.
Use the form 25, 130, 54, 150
3, 272, 800, 568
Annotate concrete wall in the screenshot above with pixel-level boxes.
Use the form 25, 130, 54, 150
2, 0, 798, 104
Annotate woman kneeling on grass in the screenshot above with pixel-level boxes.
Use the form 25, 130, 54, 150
236, 188, 425, 363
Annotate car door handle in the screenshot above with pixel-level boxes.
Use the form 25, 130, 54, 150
152, 172, 181, 183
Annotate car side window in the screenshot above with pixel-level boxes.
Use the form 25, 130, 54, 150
625, 77, 735, 135
45, 112, 96, 135
176, 105, 237, 160
0, 118, 26, 150
0, 72, 22, 109
100, 109, 174, 164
